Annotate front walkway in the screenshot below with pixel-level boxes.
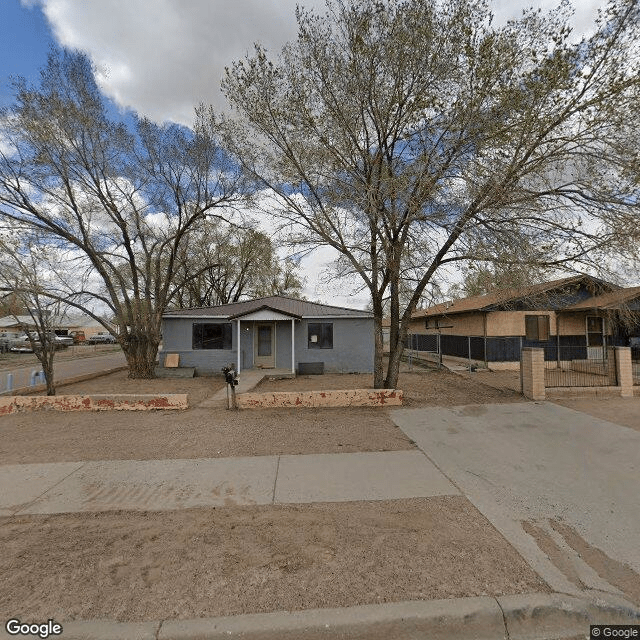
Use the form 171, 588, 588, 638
199, 368, 294, 408
0, 450, 458, 516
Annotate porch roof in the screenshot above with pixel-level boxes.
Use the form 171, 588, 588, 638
562, 286, 640, 311
228, 305, 301, 321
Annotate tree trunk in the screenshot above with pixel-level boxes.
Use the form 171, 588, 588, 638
123, 332, 159, 379
384, 267, 403, 389
42, 347, 56, 396
385, 303, 413, 390
372, 297, 385, 388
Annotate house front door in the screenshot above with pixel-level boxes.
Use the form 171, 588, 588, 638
254, 323, 275, 368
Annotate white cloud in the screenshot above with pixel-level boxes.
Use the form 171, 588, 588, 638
34, 0, 605, 126
36, 0, 324, 125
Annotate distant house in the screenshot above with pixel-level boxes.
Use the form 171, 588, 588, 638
408, 276, 640, 369
161, 296, 374, 375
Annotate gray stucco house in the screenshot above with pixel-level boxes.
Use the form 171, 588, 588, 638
160, 296, 374, 375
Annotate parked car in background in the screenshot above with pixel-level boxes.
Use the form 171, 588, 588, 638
86, 332, 117, 344
10, 332, 72, 352
0, 330, 22, 353
54, 334, 74, 347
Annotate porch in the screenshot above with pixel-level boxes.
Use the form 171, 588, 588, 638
231, 307, 301, 375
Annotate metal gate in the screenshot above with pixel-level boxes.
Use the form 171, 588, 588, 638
544, 345, 617, 387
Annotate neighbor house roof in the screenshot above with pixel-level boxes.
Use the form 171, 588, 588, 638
0, 315, 36, 328
163, 296, 372, 319
412, 275, 617, 318
563, 286, 640, 311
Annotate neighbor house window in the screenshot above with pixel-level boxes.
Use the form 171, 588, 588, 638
525, 315, 550, 341
308, 323, 333, 349
192, 323, 232, 349
586, 316, 604, 346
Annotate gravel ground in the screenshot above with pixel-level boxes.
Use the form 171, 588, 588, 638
0, 497, 548, 622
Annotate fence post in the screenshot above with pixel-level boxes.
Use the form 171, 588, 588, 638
607, 347, 617, 386
6, 373, 13, 393
521, 347, 545, 400
614, 347, 633, 397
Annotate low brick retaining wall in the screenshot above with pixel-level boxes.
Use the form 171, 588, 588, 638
0, 393, 188, 415
237, 388, 403, 409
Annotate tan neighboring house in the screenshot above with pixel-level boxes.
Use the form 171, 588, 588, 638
0, 314, 107, 340
409, 276, 640, 369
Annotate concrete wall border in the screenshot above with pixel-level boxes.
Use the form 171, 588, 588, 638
0, 393, 188, 415
237, 388, 403, 409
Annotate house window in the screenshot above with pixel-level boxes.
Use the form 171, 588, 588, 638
308, 322, 333, 349
192, 323, 232, 349
586, 316, 604, 346
525, 315, 550, 341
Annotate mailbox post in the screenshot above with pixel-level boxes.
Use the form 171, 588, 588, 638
222, 365, 239, 410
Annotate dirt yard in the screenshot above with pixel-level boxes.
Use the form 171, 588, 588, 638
257, 366, 524, 407
37, 368, 224, 406
1, 371, 414, 464
553, 397, 640, 433
0, 365, 526, 465
0, 497, 548, 622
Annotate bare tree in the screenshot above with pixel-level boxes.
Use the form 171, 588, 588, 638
172, 220, 304, 308
221, 0, 640, 388
0, 50, 248, 377
0, 234, 63, 395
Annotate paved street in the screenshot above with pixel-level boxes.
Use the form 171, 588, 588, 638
0, 350, 126, 393
391, 401, 640, 603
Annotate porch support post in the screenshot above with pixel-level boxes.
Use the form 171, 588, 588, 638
291, 318, 295, 374
237, 319, 241, 374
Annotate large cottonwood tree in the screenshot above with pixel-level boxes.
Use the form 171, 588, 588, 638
0, 50, 248, 378
222, 0, 640, 388
172, 221, 303, 308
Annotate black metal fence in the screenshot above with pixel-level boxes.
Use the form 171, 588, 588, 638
408, 333, 631, 387
408, 334, 485, 362
544, 345, 617, 387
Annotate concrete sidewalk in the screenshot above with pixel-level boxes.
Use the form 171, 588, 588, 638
0, 450, 458, 516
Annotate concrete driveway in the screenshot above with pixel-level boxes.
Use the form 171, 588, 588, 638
391, 401, 640, 605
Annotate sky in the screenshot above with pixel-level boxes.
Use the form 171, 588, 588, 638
0, 0, 605, 308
